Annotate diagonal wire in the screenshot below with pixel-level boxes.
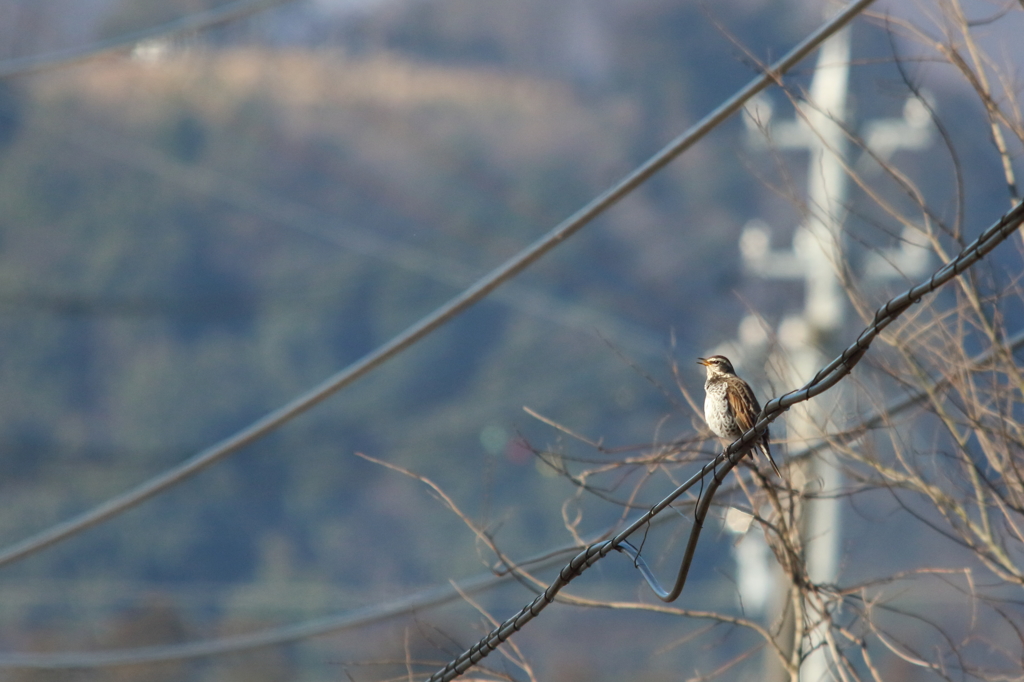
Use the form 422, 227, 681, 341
426, 199, 1024, 681
0, 0, 874, 571
0, 0, 300, 80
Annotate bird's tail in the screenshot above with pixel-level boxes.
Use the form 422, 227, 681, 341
759, 443, 783, 478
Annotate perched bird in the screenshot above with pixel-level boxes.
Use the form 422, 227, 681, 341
697, 355, 782, 477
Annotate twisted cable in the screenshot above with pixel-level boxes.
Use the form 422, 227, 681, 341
426, 193, 1024, 681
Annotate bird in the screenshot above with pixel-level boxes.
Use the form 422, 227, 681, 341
697, 355, 782, 477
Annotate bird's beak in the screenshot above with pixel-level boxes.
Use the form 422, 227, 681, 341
696, 357, 709, 366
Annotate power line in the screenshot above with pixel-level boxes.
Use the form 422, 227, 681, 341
426, 197, 1024, 681
0, 0, 300, 80
0, 0, 847, 571
0, 544, 578, 669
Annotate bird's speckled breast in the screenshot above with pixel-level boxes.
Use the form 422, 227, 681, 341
704, 378, 742, 439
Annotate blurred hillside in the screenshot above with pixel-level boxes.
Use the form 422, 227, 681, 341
0, 38, 734, 682
0, 0, 999, 681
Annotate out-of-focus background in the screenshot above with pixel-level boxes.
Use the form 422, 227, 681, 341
0, 1, 1020, 681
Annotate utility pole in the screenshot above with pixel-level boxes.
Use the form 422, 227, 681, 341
721, 23, 933, 682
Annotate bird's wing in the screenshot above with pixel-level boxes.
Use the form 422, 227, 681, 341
729, 382, 781, 475
727, 382, 762, 433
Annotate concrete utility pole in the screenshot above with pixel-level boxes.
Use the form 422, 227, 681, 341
723, 23, 933, 682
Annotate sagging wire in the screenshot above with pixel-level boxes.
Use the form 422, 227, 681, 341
0, 0, 877, 574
